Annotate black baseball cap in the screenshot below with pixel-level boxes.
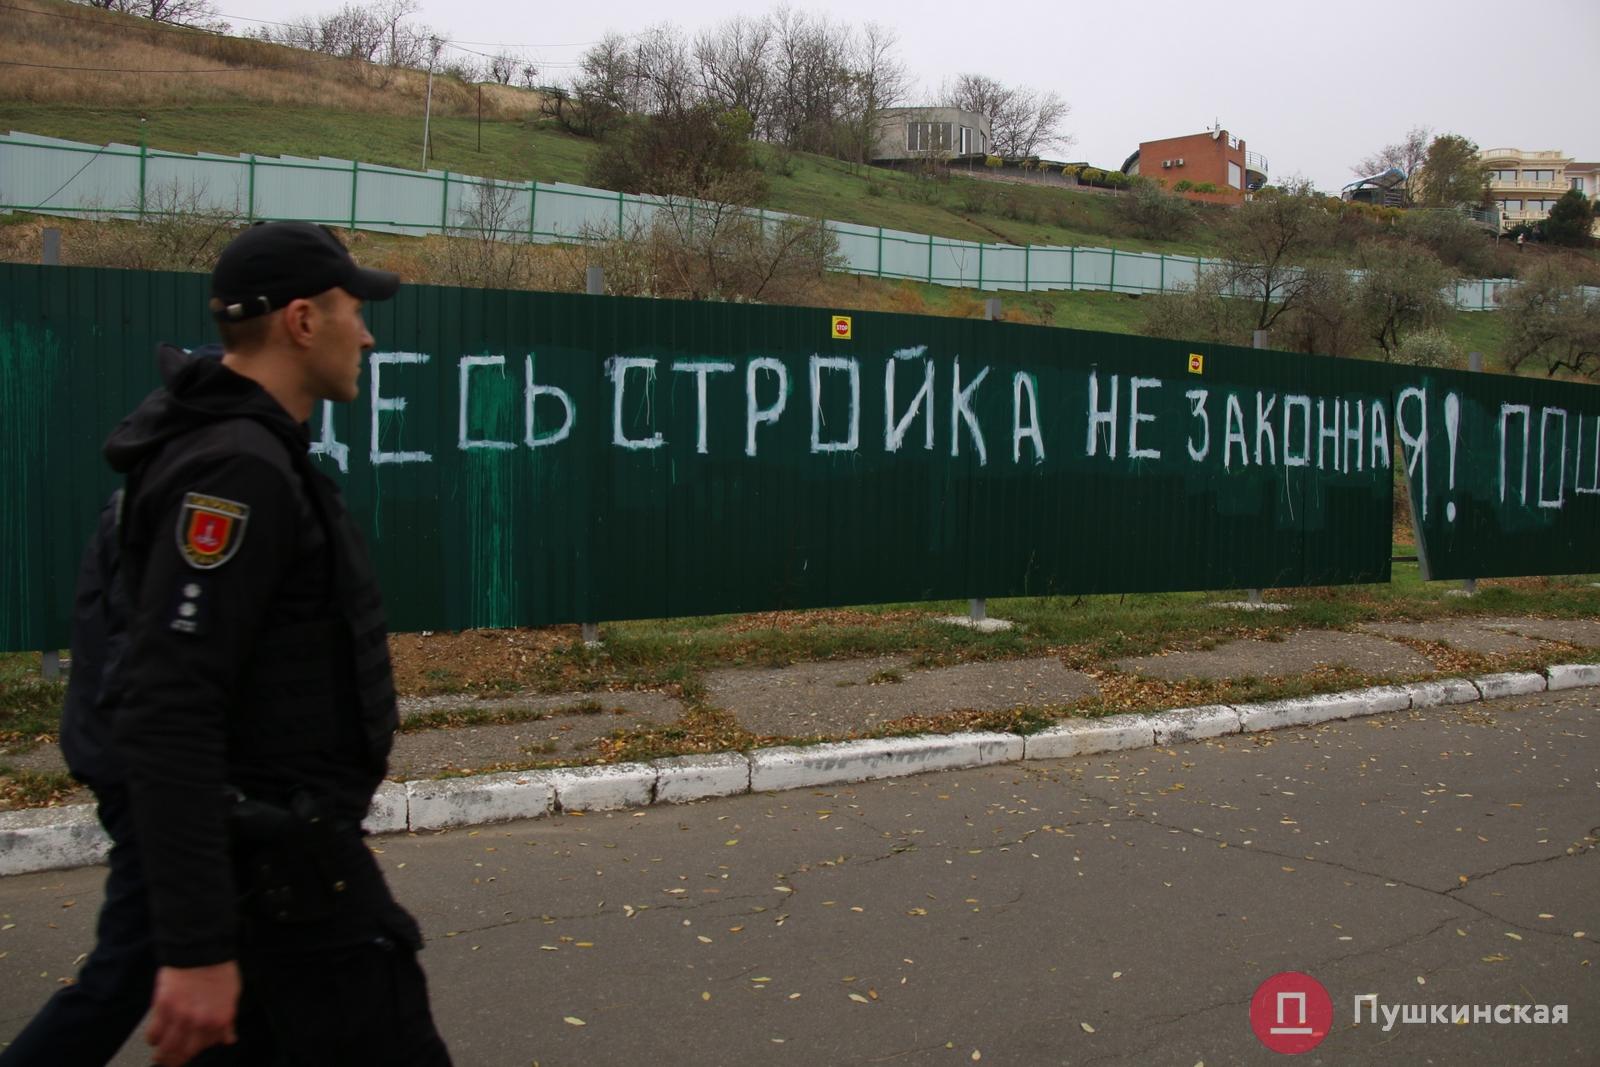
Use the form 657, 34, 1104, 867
209, 221, 400, 322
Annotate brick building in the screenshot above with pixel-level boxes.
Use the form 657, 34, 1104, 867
1124, 127, 1268, 202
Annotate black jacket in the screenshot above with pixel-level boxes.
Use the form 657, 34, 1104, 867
105, 345, 399, 967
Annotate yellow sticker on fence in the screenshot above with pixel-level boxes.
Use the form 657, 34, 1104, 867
1188, 353, 1204, 374
831, 315, 852, 340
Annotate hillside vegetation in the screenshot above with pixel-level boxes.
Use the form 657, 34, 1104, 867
0, 0, 1579, 372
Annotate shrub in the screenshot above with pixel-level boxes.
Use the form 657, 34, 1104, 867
1172, 179, 1194, 193
1103, 171, 1131, 189
1394, 328, 1464, 369
1081, 168, 1106, 185
1112, 180, 1196, 240
1061, 164, 1080, 177
1193, 182, 1221, 194
957, 182, 995, 214
984, 155, 1003, 168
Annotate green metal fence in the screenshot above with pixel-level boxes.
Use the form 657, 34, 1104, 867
2, 263, 1597, 651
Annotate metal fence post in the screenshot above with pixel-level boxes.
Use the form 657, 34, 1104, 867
1023, 245, 1030, 292
582, 264, 606, 645
528, 181, 537, 240
1245, 328, 1270, 605
876, 227, 884, 278
1459, 351, 1484, 595
977, 242, 984, 291
349, 160, 359, 230
617, 190, 625, 237
40, 227, 60, 265
926, 233, 934, 283
440, 171, 450, 234
1159, 254, 1165, 293
1069, 246, 1076, 291
137, 138, 148, 219
1109, 247, 1116, 293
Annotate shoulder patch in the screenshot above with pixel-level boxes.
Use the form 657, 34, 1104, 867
176, 492, 250, 569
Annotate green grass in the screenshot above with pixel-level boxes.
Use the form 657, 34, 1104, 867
0, 652, 65, 745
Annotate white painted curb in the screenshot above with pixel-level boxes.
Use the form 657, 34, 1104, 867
750, 732, 1023, 792
0, 804, 108, 876
406, 770, 554, 830
550, 763, 657, 812
1024, 713, 1155, 759
7, 665, 1597, 876
1546, 663, 1600, 691
655, 753, 752, 804
1475, 671, 1547, 700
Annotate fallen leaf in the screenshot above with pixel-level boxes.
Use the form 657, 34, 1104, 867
1111, 971, 1122, 980
697, 936, 713, 944
1080, 1022, 1096, 1034
564, 1016, 586, 1027
701, 992, 711, 1001
848, 993, 870, 1004
1505, 932, 1522, 941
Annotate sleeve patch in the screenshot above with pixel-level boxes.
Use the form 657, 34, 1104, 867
167, 578, 211, 635
176, 492, 250, 570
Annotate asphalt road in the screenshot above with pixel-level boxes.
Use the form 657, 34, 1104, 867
2, 689, 1595, 1066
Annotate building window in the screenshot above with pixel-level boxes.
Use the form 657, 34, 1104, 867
960, 126, 972, 154
1227, 161, 1242, 189
1501, 199, 1524, 213
1489, 169, 1519, 183
1573, 177, 1585, 190
1527, 199, 1557, 213
1525, 169, 1555, 182
906, 122, 953, 152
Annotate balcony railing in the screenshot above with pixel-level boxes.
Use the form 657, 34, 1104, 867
1489, 178, 1567, 192
1245, 151, 1269, 177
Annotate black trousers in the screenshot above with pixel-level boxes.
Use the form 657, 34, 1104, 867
1, 794, 450, 1067
194, 936, 452, 1067
0, 786, 156, 1067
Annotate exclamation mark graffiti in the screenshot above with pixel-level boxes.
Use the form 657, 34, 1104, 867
1444, 392, 1460, 522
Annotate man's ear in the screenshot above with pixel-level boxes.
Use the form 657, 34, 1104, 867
280, 298, 318, 347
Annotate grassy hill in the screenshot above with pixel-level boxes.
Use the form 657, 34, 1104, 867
0, 0, 1519, 363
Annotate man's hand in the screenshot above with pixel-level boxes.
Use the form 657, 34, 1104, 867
145, 961, 241, 1066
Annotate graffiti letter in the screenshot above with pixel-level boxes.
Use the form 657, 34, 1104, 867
1397, 387, 1428, 520
607, 356, 665, 450
672, 360, 735, 455
371, 352, 433, 465
1013, 372, 1044, 464
524, 355, 574, 448
951, 357, 990, 465
310, 400, 349, 473
746, 357, 788, 457
1283, 395, 1311, 468
1343, 399, 1364, 473
1316, 398, 1341, 472
811, 355, 860, 453
1185, 389, 1210, 462
1087, 371, 1118, 458
459, 355, 517, 451
1129, 377, 1162, 460
1539, 407, 1568, 509
1499, 403, 1530, 505
1254, 392, 1277, 467
1369, 400, 1391, 470
1223, 393, 1249, 469
885, 346, 935, 453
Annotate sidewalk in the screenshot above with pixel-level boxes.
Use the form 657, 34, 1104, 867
3, 613, 1599, 874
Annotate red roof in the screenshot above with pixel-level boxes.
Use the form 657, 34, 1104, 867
1567, 162, 1600, 172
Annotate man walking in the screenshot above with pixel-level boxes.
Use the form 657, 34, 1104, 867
5, 222, 450, 1066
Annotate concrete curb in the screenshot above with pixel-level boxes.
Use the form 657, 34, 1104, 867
4, 663, 1597, 876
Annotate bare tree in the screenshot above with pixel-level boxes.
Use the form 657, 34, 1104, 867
834, 22, 908, 163
766, 8, 852, 151
1216, 178, 1335, 333
546, 32, 637, 136
632, 23, 696, 118
80, 0, 224, 29
425, 178, 536, 290
944, 73, 1070, 158
485, 50, 520, 86
694, 15, 774, 133
1353, 125, 1430, 206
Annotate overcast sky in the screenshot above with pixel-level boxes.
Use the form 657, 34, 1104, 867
218, 0, 1600, 192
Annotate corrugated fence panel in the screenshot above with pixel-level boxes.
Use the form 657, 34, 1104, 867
3, 263, 1598, 651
